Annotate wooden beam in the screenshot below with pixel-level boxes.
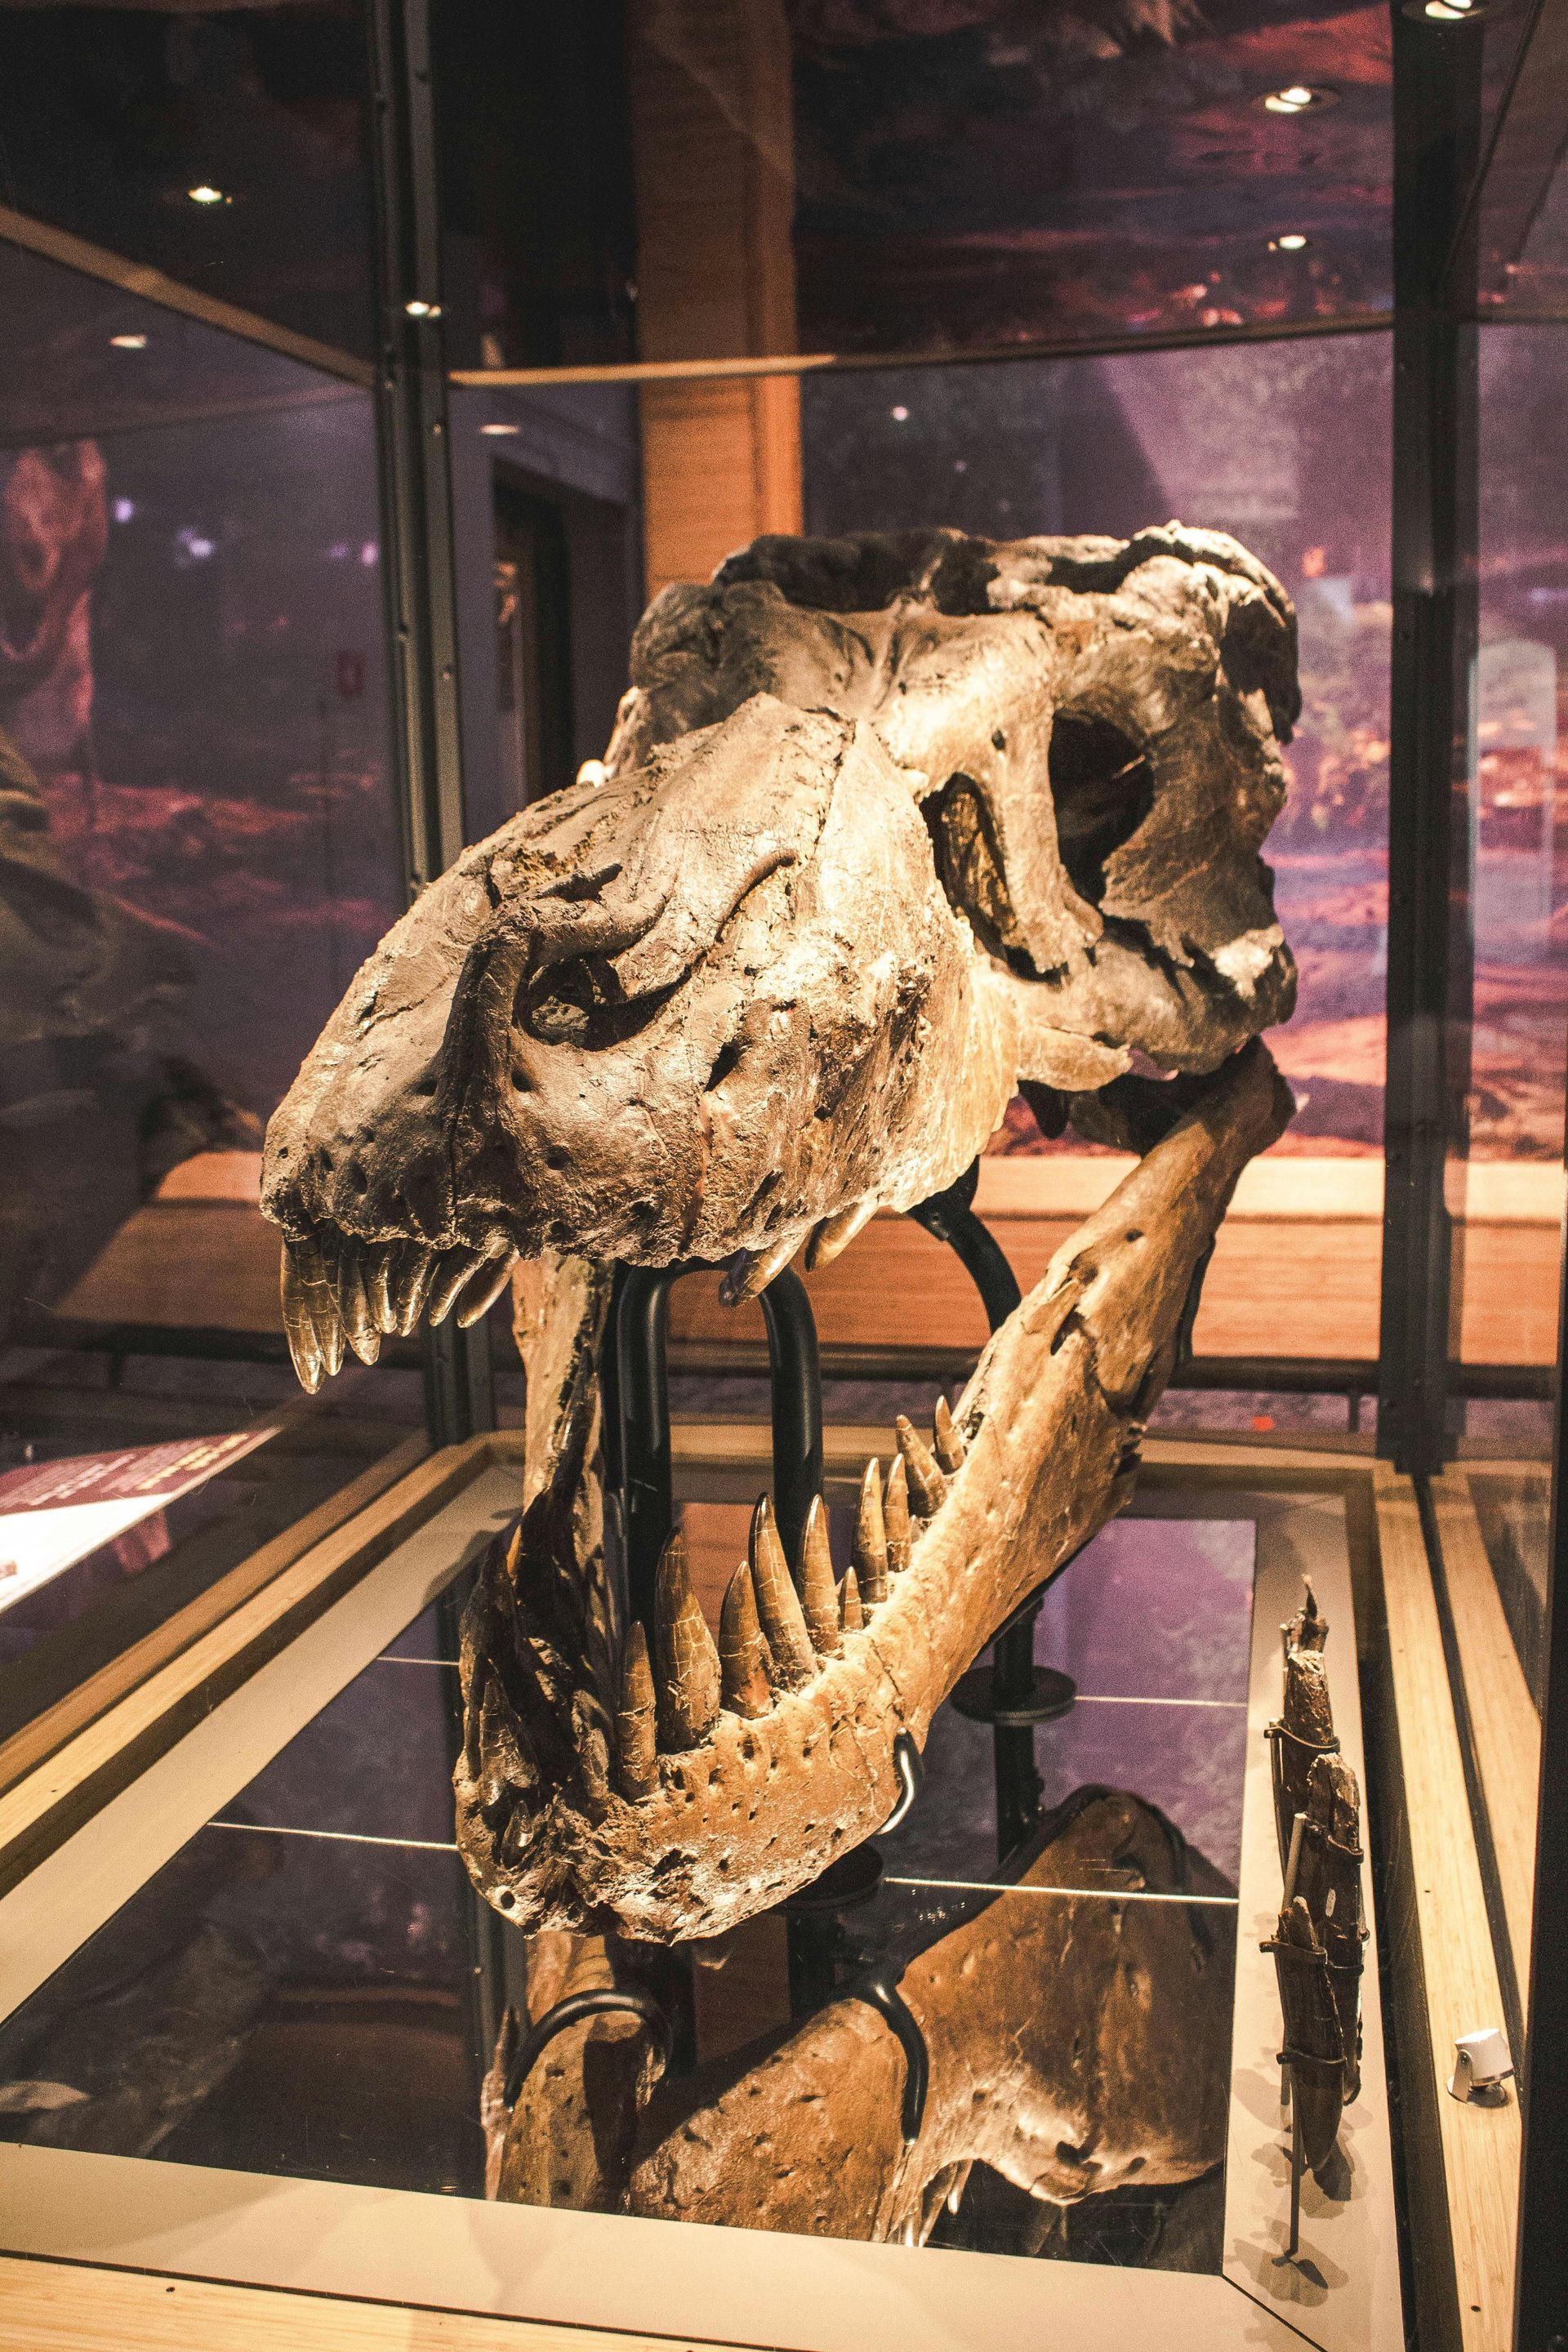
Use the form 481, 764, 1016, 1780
1374, 1466, 1520, 2352
1432, 1468, 1541, 1989
0, 2252, 729, 2352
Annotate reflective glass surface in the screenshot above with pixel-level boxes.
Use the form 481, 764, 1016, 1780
0, 1511, 1250, 2270
0, 3, 375, 360
0, 238, 419, 1756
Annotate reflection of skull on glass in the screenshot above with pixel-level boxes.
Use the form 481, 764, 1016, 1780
262, 526, 1298, 1941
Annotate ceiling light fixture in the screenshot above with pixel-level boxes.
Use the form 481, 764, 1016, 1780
1269, 233, 1311, 252
1402, 0, 1487, 19
1260, 84, 1339, 114
480, 421, 520, 436
109, 332, 148, 350
187, 184, 226, 205
404, 299, 442, 318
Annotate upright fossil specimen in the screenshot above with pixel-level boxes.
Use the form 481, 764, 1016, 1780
261, 524, 1300, 1941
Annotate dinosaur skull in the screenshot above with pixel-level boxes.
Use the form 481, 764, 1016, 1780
260, 524, 1296, 1370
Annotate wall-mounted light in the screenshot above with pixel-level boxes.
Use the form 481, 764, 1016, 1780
479, 421, 520, 437
1260, 84, 1339, 114
187, 184, 227, 206
109, 332, 148, 350
1269, 233, 1312, 252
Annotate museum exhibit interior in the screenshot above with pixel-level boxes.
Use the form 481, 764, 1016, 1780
0, 2, 1565, 2348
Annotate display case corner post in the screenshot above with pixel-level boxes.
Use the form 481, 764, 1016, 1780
364, 0, 495, 1446
1378, 1, 1482, 1477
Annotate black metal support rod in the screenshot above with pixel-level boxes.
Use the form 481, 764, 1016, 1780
616, 1263, 822, 1646
363, 0, 493, 1446
1376, 2, 1481, 1475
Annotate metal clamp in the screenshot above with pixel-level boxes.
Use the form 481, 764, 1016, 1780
881, 1730, 922, 1833
503, 1987, 671, 2109
849, 1967, 930, 2143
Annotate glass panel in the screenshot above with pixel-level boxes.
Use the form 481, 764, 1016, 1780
0, 2, 375, 361
0, 1508, 1250, 2271
0, 237, 418, 1759
436, 0, 1392, 372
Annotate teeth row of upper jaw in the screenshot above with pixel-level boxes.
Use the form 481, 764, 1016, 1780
279, 1230, 519, 1392
600, 1401, 965, 1802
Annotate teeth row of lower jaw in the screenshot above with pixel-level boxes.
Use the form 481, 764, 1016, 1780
601, 1404, 963, 1800
279, 1229, 519, 1392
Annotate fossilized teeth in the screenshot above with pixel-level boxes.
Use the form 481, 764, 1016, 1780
852, 1459, 889, 1603
884, 1453, 912, 1574
428, 1244, 483, 1327
933, 1394, 965, 1474
749, 1496, 817, 1690
719, 1232, 802, 1305
798, 1496, 840, 1655
393, 1242, 436, 1336
294, 1235, 345, 1382
280, 1242, 324, 1393
719, 1562, 773, 1718
896, 1414, 947, 1518
616, 1621, 658, 1798
572, 1690, 612, 1806
334, 1238, 377, 1361
653, 1529, 721, 1751
368, 1240, 399, 1335
804, 1194, 878, 1271
839, 1565, 864, 1633
456, 1247, 520, 1329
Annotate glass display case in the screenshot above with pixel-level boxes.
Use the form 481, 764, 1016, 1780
0, 6, 1564, 2352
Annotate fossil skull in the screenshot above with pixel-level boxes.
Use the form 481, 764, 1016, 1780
260, 524, 1296, 1365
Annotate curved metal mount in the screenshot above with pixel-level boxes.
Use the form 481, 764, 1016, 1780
502, 1986, 672, 2110
880, 1729, 923, 1834
614, 1260, 823, 1648
849, 1967, 930, 2144
906, 1158, 1022, 1332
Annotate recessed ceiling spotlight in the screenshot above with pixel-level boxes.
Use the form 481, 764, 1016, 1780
1402, 0, 1487, 18
1269, 233, 1312, 252
480, 421, 519, 436
1261, 84, 1339, 114
109, 332, 148, 350
187, 184, 227, 205
404, 299, 443, 318
890, 404, 910, 421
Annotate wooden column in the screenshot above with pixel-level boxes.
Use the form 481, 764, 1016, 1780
627, 0, 803, 598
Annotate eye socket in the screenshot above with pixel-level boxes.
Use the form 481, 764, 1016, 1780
515, 955, 676, 1051
1048, 714, 1154, 904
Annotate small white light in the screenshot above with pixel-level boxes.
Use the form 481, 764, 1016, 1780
479, 421, 520, 437
1262, 83, 1337, 113
1270, 233, 1311, 252
187, 185, 225, 206
112, 497, 136, 523
360, 541, 378, 567
404, 299, 442, 319
890, 404, 910, 422
109, 332, 148, 350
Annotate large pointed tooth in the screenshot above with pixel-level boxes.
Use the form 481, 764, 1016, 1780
367, 1240, 399, 1334
749, 1497, 817, 1690
653, 1528, 721, 1751
719, 1232, 802, 1306
297, 1236, 345, 1379
933, 1394, 965, 1474
615, 1621, 658, 1798
804, 1196, 878, 1271
797, 1496, 840, 1655
719, 1562, 773, 1718
393, 1242, 436, 1335
884, 1453, 912, 1574
852, 1459, 889, 1603
335, 1236, 374, 1346
572, 1691, 612, 1806
280, 1242, 324, 1393
428, 1244, 482, 1327
456, 1247, 520, 1329
839, 1566, 864, 1633
896, 1414, 947, 1518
